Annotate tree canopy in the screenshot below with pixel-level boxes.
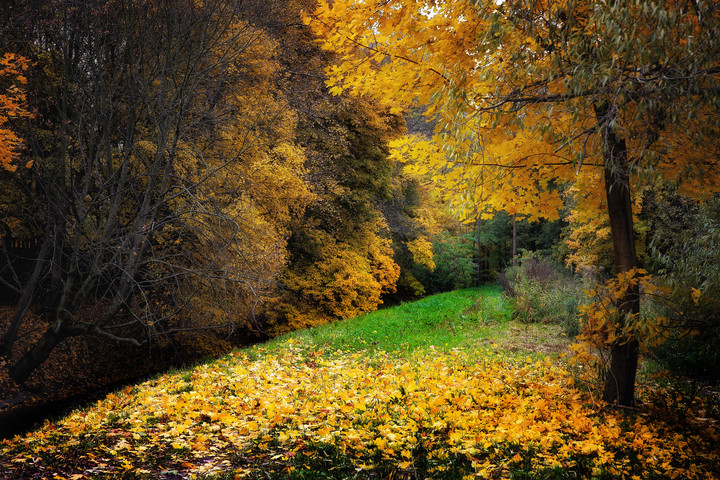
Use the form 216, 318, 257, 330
0, 0, 437, 387
307, 0, 720, 405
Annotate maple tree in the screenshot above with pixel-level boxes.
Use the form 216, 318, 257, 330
379, 149, 475, 299
0, 52, 30, 173
308, 0, 720, 405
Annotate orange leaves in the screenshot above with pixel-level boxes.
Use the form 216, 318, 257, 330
0, 53, 31, 172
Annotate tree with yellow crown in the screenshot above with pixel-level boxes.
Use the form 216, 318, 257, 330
307, 0, 720, 406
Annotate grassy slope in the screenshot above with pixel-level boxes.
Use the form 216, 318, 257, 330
1, 286, 718, 480
258, 285, 566, 359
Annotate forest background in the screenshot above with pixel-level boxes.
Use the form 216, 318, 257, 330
1, 0, 719, 425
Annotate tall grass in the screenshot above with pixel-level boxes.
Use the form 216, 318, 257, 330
501, 255, 591, 337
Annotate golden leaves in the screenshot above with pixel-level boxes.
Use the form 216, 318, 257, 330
571, 268, 677, 382
2, 341, 717, 479
691, 287, 702, 305
309, 0, 720, 244
278, 220, 400, 329
407, 236, 436, 271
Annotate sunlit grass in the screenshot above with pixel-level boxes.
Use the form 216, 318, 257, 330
256, 286, 516, 357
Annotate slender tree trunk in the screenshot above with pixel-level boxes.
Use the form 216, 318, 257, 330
512, 214, 517, 266
0, 241, 52, 358
597, 102, 640, 407
476, 216, 483, 284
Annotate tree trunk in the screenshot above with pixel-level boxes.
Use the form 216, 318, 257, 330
597, 102, 640, 407
0, 241, 52, 358
9, 321, 68, 384
512, 214, 517, 266
476, 216, 492, 283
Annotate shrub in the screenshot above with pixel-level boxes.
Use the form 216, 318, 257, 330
502, 254, 589, 336
645, 192, 720, 385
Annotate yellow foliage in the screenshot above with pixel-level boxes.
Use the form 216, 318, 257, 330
278, 222, 400, 331
155, 23, 313, 326
307, 0, 720, 229
389, 127, 568, 224
563, 175, 614, 270
691, 287, 702, 305
571, 269, 672, 379
2, 345, 717, 478
389, 139, 461, 235
407, 236, 435, 271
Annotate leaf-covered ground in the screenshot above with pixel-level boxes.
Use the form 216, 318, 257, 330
1, 288, 718, 479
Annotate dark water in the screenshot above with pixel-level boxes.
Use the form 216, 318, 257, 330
0, 333, 264, 440
0, 389, 111, 440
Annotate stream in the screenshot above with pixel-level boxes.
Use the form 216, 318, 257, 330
0, 384, 130, 440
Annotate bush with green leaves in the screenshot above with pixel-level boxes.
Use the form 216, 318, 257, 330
414, 231, 477, 295
501, 253, 589, 337
645, 192, 720, 385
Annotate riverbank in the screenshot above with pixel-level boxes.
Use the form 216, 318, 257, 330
0, 304, 262, 439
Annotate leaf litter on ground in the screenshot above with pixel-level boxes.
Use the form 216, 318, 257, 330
1, 287, 718, 479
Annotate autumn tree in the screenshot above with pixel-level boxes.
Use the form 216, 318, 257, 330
226, 0, 420, 332
0, 53, 30, 173
270, 95, 403, 331
308, 0, 720, 405
0, 0, 310, 383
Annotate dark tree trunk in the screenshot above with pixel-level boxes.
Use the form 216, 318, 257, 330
596, 102, 640, 407
512, 214, 517, 266
476, 217, 482, 284
476, 217, 490, 283
9, 320, 68, 384
0, 241, 52, 358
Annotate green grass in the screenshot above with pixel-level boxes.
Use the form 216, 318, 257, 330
253, 286, 495, 355
249, 285, 567, 362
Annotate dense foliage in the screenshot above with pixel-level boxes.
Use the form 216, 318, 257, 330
0, 0, 436, 387
644, 193, 720, 384
308, 0, 720, 406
